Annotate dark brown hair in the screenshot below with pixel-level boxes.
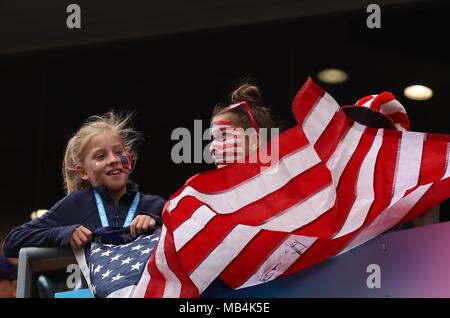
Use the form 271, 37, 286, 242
212, 83, 276, 130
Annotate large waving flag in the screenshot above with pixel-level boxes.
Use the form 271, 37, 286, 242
138, 78, 450, 298
292, 78, 450, 257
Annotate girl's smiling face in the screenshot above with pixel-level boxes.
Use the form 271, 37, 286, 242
76, 130, 129, 199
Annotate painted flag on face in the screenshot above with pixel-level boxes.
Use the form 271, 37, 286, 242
120, 155, 132, 174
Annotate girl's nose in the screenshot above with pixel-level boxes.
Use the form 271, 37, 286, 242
107, 153, 120, 165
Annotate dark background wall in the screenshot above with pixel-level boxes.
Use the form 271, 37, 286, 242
1, 0, 449, 245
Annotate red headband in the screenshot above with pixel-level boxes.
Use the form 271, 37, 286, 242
225, 101, 260, 131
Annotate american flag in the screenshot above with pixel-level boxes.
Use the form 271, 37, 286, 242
120, 155, 132, 174
140, 78, 450, 298
75, 227, 160, 298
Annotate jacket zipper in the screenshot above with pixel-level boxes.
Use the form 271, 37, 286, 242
114, 202, 120, 227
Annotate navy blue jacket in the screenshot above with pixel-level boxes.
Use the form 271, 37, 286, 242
2, 182, 165, 257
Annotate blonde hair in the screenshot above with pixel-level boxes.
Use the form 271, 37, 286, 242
62, 112, 142, 194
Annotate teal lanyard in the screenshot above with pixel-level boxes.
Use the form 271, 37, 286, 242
93, 189, 140, 228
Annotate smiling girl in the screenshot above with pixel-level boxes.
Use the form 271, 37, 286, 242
3, 112, 165, 257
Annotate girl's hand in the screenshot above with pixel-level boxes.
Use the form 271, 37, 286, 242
70, 225, 93, 249
130, 215, 156, 239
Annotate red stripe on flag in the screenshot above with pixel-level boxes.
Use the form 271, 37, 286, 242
314, 110, 352, 162
292, 77, 325, 126
399, 178, 450, 225
144, 246, 167, 297
387, 112, 410, 128
177, 215, 231, 275
145, 199, 201, 297
370, 91, 396, 111
403, 136, 447, 197
332, 129, 400, 250
374, 129, 401, 210
166, 237, 200, 298
333, 127, 378, 232
355, 95, 375, 106
219, 230, 289, 289
418, 136, 448, 185
171, 196, 205, 231
283, 238, 334, 276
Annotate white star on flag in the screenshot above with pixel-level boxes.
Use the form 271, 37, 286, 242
94, 264, 103, 274
130, 262, 143, 272
101, 250, 113, 257
140, 248, 151, 255
91, 248, 101, 255
101, 269, 112, 280
131, 244, 143, 251
111, 273, 124, 281
121, 257, 133, 265
109, 254, 121, 262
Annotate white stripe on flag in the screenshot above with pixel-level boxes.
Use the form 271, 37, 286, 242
106, 285, 136, 298
444, 143, 450, 179
260, 184, 335, 232
339, 183, 432, 255
304, 92, 340, 146
174, 205, 216, 251
239, 234, 318, 289
333, 130, 383, 238
73, 247, 93, 290
326, 122, 365, 183
189, 225, 260, 294
380, 100, 407, 115
155, 228, 182, 298
361, 95, 376, 107
390, 131, 424, 205
168, 144, 321, 214
133, 258, 152, 298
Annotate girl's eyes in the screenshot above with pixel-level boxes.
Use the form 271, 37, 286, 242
212, 132, 230, 141
92, 149, 124, 160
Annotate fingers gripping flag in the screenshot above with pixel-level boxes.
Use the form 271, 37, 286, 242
142, 79, 450, 298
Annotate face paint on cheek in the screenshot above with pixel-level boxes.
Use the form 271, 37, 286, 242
120, 155, 131, 174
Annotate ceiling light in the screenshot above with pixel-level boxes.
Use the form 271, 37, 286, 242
317, 68, 349, 84
403, 85, 433, 101
30, 209, 48, 220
